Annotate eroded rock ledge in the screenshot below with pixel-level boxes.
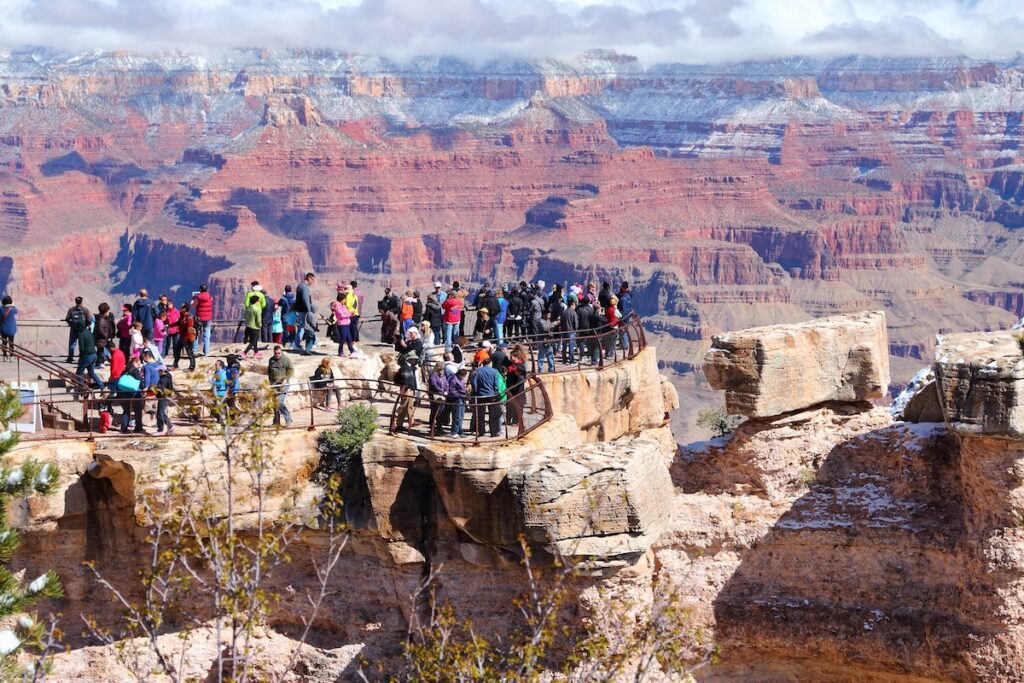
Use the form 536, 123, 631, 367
12, 315, 1024, 681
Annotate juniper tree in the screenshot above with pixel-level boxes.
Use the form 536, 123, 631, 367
0, 385, 63, 679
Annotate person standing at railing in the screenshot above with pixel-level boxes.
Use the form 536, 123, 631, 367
494, 289, 508, 343
106, 341, 125, 392
153, 311, 167, 358
441, 287, 463, 351
560, 298, 579, 364
424, 295, 443, 346
536, 311, 557, 373
116, 304, 133, 357
93, 303, 114, 367
280, 285, 295, 346
191, 284, 214, 357
163, 302, 180, 359
330, 292, 355, 357
347, 281, 362, 343
75, 323, 105, 391
243, 292, 262, 358
576, 298, 600, 365
505, 286, 523, 339
267, 345, 294, 427
427, 361, 448, 435
393, 352, 419, 433
64, 296, 92, 364
117, 356, 146, 434
505, 345, 528, 425
0, 295, 17, 362
271, 301, 283, 344
604, 296, 621, 360
132, 289, 157, 342
447, 366, 467, 438
291, 273, 316, 354
311, 358, 342, 411
173, 303, 197, 371
154, 366, 175, 436
470, 356, 502, 437
377, 287, 399, 344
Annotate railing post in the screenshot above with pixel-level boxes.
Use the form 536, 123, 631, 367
308, 385, 315, 432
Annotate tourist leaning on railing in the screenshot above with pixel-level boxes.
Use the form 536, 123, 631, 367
0, 295, 16, 361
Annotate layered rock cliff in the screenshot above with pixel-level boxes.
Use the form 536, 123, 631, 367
8, 314, 1024, 679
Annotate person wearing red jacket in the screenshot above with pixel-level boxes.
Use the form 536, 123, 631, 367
106, 341, 126, 392
191, 284, 214, 356
163, 303, 180, 358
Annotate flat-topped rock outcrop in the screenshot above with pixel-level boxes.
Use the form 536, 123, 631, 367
703, 310, 890, 418
934, 330, 1024, 437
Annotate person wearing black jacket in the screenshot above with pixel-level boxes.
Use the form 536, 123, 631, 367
93, 302, 115, 367
560, 299, 579, 364
576, 300, 601, 365
598, 281, 613, 308
505, 291, 523, 339
378, 288, 400, 343
479, 289, 500, 320
65, 296, 92, 363
425, 294, 444, 345
155, 367, 175, 435
394, 354, 419, 433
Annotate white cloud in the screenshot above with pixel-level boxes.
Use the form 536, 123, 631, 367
0, 0, 1022, 64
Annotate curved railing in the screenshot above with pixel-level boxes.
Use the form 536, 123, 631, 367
6, 311, 646, 443
11, 372, 553, 445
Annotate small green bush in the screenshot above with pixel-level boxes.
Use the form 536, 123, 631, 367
316, 404, 379, 483
696, 407, 741, 438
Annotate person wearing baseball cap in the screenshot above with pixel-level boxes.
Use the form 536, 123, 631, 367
434, 281, 447, 305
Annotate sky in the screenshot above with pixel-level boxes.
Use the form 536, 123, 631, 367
0, 0, 1022, 64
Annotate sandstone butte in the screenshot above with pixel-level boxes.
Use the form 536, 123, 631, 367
5, 51, 1024, 443
6, 311, 1024, 680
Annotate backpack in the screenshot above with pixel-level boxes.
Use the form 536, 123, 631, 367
69, 307, 87, 332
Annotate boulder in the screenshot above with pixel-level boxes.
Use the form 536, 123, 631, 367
892, 367, 944, 423
506, 437, 674, 564
421, 415, 583, 547
703, 311, 890, 418
934, 331, 1024, 437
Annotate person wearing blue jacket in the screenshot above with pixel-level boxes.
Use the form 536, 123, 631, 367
0, 295, 16, 361
495, 290, 508, 343
132, 289, 158, 340
141, 350, 162, 391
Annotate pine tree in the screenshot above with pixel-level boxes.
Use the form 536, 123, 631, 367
0, 385, 63, 678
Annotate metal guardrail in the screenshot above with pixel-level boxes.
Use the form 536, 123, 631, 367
5, 310, 646, 444
10, 373, 552, 445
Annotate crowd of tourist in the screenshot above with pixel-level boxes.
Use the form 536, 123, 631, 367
0, 273, 636, 439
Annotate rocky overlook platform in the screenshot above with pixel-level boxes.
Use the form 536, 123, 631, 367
8, 312, 1024, 680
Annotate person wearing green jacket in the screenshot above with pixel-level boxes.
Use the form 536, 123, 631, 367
244, 291, 262, 358
267, 345, 294, 426
75, 325, 104, 390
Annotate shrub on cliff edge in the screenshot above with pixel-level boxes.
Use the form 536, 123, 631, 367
316, 404, 378, 483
